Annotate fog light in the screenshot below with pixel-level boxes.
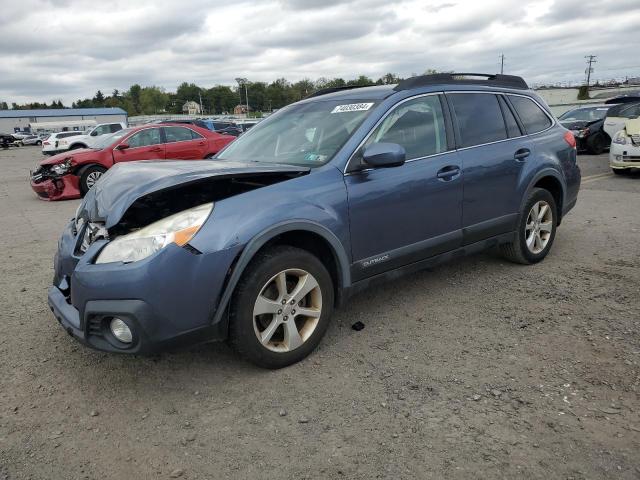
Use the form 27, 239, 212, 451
110, 318, 132, 343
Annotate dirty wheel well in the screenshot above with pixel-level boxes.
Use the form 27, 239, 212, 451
254, 230, 342, 304
533, 176, 563, 224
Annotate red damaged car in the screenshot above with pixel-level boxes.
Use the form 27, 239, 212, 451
30, 123, 235, 200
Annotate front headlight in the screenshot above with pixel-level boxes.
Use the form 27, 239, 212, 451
612, 131, 628, 145
95, 203, 213, 264
51, 159, 71, 175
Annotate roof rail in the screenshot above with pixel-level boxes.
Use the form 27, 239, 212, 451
394, 73, 528, 91
305, 84, 375, 99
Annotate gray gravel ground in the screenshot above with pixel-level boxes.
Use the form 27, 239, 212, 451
0, 146, 639, 479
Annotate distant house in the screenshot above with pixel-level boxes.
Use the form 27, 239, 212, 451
182, 101, 201, 115
233, 104, 250, 115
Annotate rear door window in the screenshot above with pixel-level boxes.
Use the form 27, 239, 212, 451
164, 126, 195, 143
508, 96, 552, 134
110, 124, 123, 133
449, 93, 507, 147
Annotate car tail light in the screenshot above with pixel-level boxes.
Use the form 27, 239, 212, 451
43, 141, 50, 145
563, 131, 576, 148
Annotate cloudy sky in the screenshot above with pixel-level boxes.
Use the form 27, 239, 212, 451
1, 0, 639, 104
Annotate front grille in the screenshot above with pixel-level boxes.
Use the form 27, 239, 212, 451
631, 134, 640, 145
74, 221, 108, 255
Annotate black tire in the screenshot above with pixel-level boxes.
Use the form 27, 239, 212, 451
69, 143, 86, 150
36, 140, 42, 146
500, 188, 558, 265
229, 245, 334, 369
612, 168, 627, 175
79, 165, 106, 195
586, 133, 606, 155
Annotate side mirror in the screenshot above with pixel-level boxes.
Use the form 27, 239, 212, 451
90, 130, 98, 136
362, 142, 406, 168
115, 143, 129, 150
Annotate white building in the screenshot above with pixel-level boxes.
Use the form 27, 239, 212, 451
0, 107, 127, 134
182, 101, 201, 115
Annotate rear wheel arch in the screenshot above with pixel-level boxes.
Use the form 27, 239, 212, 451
212, 222, 351, 327
522, 171, 565, 225
69, 142, 88, 150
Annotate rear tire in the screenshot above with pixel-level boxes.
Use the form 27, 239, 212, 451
79, 165, 106, 195
586, 133, 606, 155
70, 144, 86, 150
228, 246, 334, 369
500, 188, 557, 265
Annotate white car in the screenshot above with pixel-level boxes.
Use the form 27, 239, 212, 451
609, 119, 640, 174
56, 122, 126, 151
14, 134, 43, 146
41, 131, 86, 155
604, 102, 640, 139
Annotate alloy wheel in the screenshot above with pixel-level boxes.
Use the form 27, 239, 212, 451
252, 268, 322, 352
525, 200, 553, 254
85, 171, 103, 189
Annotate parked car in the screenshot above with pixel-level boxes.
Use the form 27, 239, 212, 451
42, 131, 86, 155
158, 119, 242, 136
56, 122, 127, 151
558, 105, 613, 154
609, 118, 640, 174
16, 134, 43, 146
47, 73, 580, 368
603, 102, 640, 140
31, 123, 234, 200
0, 132, 17, 148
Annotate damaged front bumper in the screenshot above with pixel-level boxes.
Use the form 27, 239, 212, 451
30, 169, 81, 201
50, 219, 241, 353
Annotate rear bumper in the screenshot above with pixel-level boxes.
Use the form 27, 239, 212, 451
30, 174, 81, 201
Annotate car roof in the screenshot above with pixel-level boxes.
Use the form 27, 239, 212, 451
300, 73, 531, 104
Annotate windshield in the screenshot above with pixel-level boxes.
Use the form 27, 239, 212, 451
559, 107, 609, 122
93, 128, 132, 150
217, 99, 378, 166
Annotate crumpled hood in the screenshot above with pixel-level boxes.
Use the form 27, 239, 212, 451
40, 148, 96, 166
79, 160, 310, 228
625, 118, 640, 136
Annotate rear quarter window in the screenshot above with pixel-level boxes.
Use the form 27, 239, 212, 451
509, 96, 552, 134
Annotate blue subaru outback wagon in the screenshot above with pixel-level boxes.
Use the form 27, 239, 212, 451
49, 73, 581, 368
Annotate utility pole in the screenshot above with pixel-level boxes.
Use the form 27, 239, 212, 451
499, 54, 505, 74
584, 55, 597, 88
198, 91, 204, 115
235, 78, 249, 116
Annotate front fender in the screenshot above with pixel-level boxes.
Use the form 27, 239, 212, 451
209, 220, 351, 325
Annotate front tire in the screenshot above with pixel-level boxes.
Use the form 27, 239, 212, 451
229, 246, 334, 369
500, 188, 557, 265
79, 165, 106, 195
612, 168, 628, 175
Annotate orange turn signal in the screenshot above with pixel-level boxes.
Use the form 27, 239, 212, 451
174, 225, 201, 246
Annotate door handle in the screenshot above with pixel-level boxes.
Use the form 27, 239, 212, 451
149, 147, 162, 152
514, 148, 530, 161
436, 165, 461, 180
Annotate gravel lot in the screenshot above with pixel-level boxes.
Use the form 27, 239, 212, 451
1, 146, 639, 480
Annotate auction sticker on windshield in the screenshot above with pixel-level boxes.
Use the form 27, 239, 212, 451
331, 103, 374, 114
